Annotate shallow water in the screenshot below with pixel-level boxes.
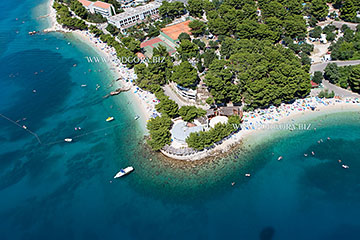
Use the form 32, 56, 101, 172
1, 1, 360, 240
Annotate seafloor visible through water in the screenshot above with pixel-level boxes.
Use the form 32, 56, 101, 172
1, 0, 360, 239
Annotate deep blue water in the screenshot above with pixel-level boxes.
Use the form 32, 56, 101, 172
1, 1, 360, 240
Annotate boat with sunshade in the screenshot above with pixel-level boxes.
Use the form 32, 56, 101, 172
106, 117, 114, 122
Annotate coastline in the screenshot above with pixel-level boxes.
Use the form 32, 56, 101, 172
43, 0, 157, 133
161, 99, 360, 161
42, 0, 360, 161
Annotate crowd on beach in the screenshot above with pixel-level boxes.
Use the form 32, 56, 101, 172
77, 29, 161, 120
241, 96, 360, 131
44, 0, 160, 121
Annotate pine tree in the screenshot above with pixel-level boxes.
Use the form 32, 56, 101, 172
349, 65, 360, 93
340, 0, 357, 22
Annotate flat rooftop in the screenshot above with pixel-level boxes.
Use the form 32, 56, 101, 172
109, 2, 161, 21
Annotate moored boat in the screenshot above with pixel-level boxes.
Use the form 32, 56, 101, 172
106, 117, 114, 122
342, 164, 349, 169
114, 166, 134, 178
28, 31, 37, 35
134, 115, 140, 120
64, 138, 72, 142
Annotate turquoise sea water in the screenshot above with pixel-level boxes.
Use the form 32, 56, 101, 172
1, 1, 360, 239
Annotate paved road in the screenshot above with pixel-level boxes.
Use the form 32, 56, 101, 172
310, 60, 360, 73
310, 60, 360, 97
321, 80, 360, 98
163, 84, 208, 109
163, 85, 186, 107
332, 21, 359, 31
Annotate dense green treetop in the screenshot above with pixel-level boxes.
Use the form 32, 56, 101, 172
152, 45, 169, 57
172, 61, 200, 88
189, 20, 207, 36
340, 0, 357, 22
159, 1, 186, 19
349, 65, 360, 93
155, 97, 179, 118
186, 122, 236, 150
309, 0, 329, 20
312, 71, 323, 84
121, 37, 141, 53
178, 106, 206, 122
177, 40, 199, 60
54, 1, 87, 30
330, 29, 360, 60
187, 0, 204, 18
146, 116, 173, 151
205, 59, 242, 104
178, 32, 191, 42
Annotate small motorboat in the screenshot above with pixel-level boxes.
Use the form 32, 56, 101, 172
231, 182, 236, 186
342, 164, 349, 169
106, 117, 114, 122
245, 173, 251, 177
81, 84, 87, 87
64, 138, 72, 143
114, 166, 134, 178
278, 156, 283, 161
134, 115, 140, 120
304, 154, 308, 157
311, 151, 315, 156
22, 125, 27, 129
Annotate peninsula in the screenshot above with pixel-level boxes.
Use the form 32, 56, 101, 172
46, 0, 360, 160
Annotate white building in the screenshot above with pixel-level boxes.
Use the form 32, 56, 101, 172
320, 34, 327, 44
78, 0, 116, 18
117, 0, 135, 8
321, 54, 331, 62
175, 84, 197, 101
108, 2, 161, 30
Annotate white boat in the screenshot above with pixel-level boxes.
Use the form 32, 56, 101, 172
342, 164, 349, 169
106, 117, 114, 122
81, 84, 87, 87
114, 166, 134, 178
134, 115, 140, 120
64, 138, 73, 142
245, 173, 251, 177
278, 156, 283, 161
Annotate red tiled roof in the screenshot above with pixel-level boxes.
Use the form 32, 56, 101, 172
311, 80, 319, 87
78, 0, 92, 7
93, 1, 112, 9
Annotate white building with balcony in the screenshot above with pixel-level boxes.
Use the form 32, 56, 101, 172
108, 2, 161, 31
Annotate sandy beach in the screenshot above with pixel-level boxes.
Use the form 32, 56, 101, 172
43, 0, 158, 131
209, 97, 360, 156
162, 96, 360, 160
